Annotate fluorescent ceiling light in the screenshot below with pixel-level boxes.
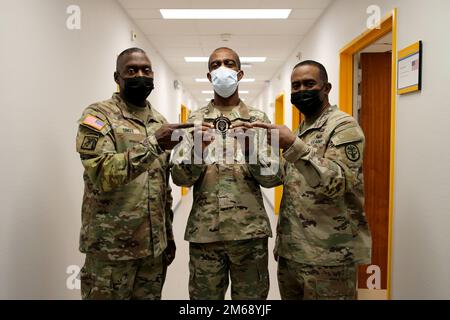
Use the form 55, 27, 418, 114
160, 9, 291, 20
241, 63, 252, 68
195, 78, 210, 83
241, 57, 266, 62
185, 57, 266, 63
239, 91, 249, 94
202, 91, 214, 94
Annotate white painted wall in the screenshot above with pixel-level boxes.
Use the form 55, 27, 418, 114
1, 0, 448, 300
252, 0, 450, 299
0, 0, 198, 299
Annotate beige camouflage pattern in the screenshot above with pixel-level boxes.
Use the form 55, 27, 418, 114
171, 100, 281, 243
80, 253, 167, 300
76, 93, 174, 261
189, 238, 269, 300
275, 105, 372, 266
277, 257, 356, 300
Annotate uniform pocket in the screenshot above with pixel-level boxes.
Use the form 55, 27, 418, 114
314, 265, 356, 300
80, 257, 114, 300
79, 265, 93, 299
115, 132, 146, 153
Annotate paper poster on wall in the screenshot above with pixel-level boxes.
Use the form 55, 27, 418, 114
397, 41, 422, 95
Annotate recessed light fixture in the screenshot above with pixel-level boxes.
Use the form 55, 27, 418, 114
241, 63, 252, 68
202, 91, 214, 94
186, 57, 266, 63
196, 78, 255, 83
160, 9, 291, 20
239, 91, 249, 94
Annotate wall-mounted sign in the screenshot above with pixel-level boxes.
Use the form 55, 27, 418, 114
398, 41, 422, 95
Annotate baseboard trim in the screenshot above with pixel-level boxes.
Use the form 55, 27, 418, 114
357, 289, 388, 300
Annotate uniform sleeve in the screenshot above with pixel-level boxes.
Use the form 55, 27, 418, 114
282, 121, 365, 198
246, 113, 284, 188
170, 114, 207, 187
76, 107, 165, 192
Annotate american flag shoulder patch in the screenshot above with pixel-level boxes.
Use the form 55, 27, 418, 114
82, 115, 106, 131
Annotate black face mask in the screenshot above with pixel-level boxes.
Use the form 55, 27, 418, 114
291, 88, 324, 117
121, 76, 154, 106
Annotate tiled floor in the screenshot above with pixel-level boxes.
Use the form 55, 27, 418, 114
163, 190, 387, 300
163, 190, 280, 300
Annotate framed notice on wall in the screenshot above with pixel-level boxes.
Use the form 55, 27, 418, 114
397, 41, 422, 95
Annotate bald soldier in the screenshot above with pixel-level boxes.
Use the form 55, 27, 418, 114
75, 48, 200, 299
171, 47, 281, 300
253, 60, 372, 300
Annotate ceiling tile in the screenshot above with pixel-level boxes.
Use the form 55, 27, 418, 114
117, 0, 334, 106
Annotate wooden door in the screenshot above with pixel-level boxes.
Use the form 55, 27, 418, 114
358, 52, 391, 290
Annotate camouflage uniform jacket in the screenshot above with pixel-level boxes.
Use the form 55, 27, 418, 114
171, 100, 281, 243
76, 93, 173, 261
275, 105, 372, 266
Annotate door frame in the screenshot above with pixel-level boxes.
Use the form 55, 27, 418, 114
180, 104, 188, 196
274, 93, 285, 215
292, 104, 302, 132
339, 9, 397, 299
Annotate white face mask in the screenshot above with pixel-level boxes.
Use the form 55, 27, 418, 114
210, 66, 239, 98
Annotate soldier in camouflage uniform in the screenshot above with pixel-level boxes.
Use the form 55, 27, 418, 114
76, 48, 193, 299
253, 60, 372, 300
171, 47, 281, 300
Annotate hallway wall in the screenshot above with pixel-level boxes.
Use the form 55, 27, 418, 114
1, 0, 448, 300
0, 0, 198, 299
252, 0, 450, 299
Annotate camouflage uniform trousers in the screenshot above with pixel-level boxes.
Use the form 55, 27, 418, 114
80, 253, 167, 300
189, 238, 269, 300
277, 257, 357, 300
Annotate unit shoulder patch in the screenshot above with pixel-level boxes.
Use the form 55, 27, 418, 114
345, 144, 360, 162
81, 135, 99, 151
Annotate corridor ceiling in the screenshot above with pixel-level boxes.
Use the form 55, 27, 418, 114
118, 0, 333, 106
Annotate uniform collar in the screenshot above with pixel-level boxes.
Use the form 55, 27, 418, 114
112, 93, 160, 123
203, 99, 251, 121
299, 105, 338, 137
